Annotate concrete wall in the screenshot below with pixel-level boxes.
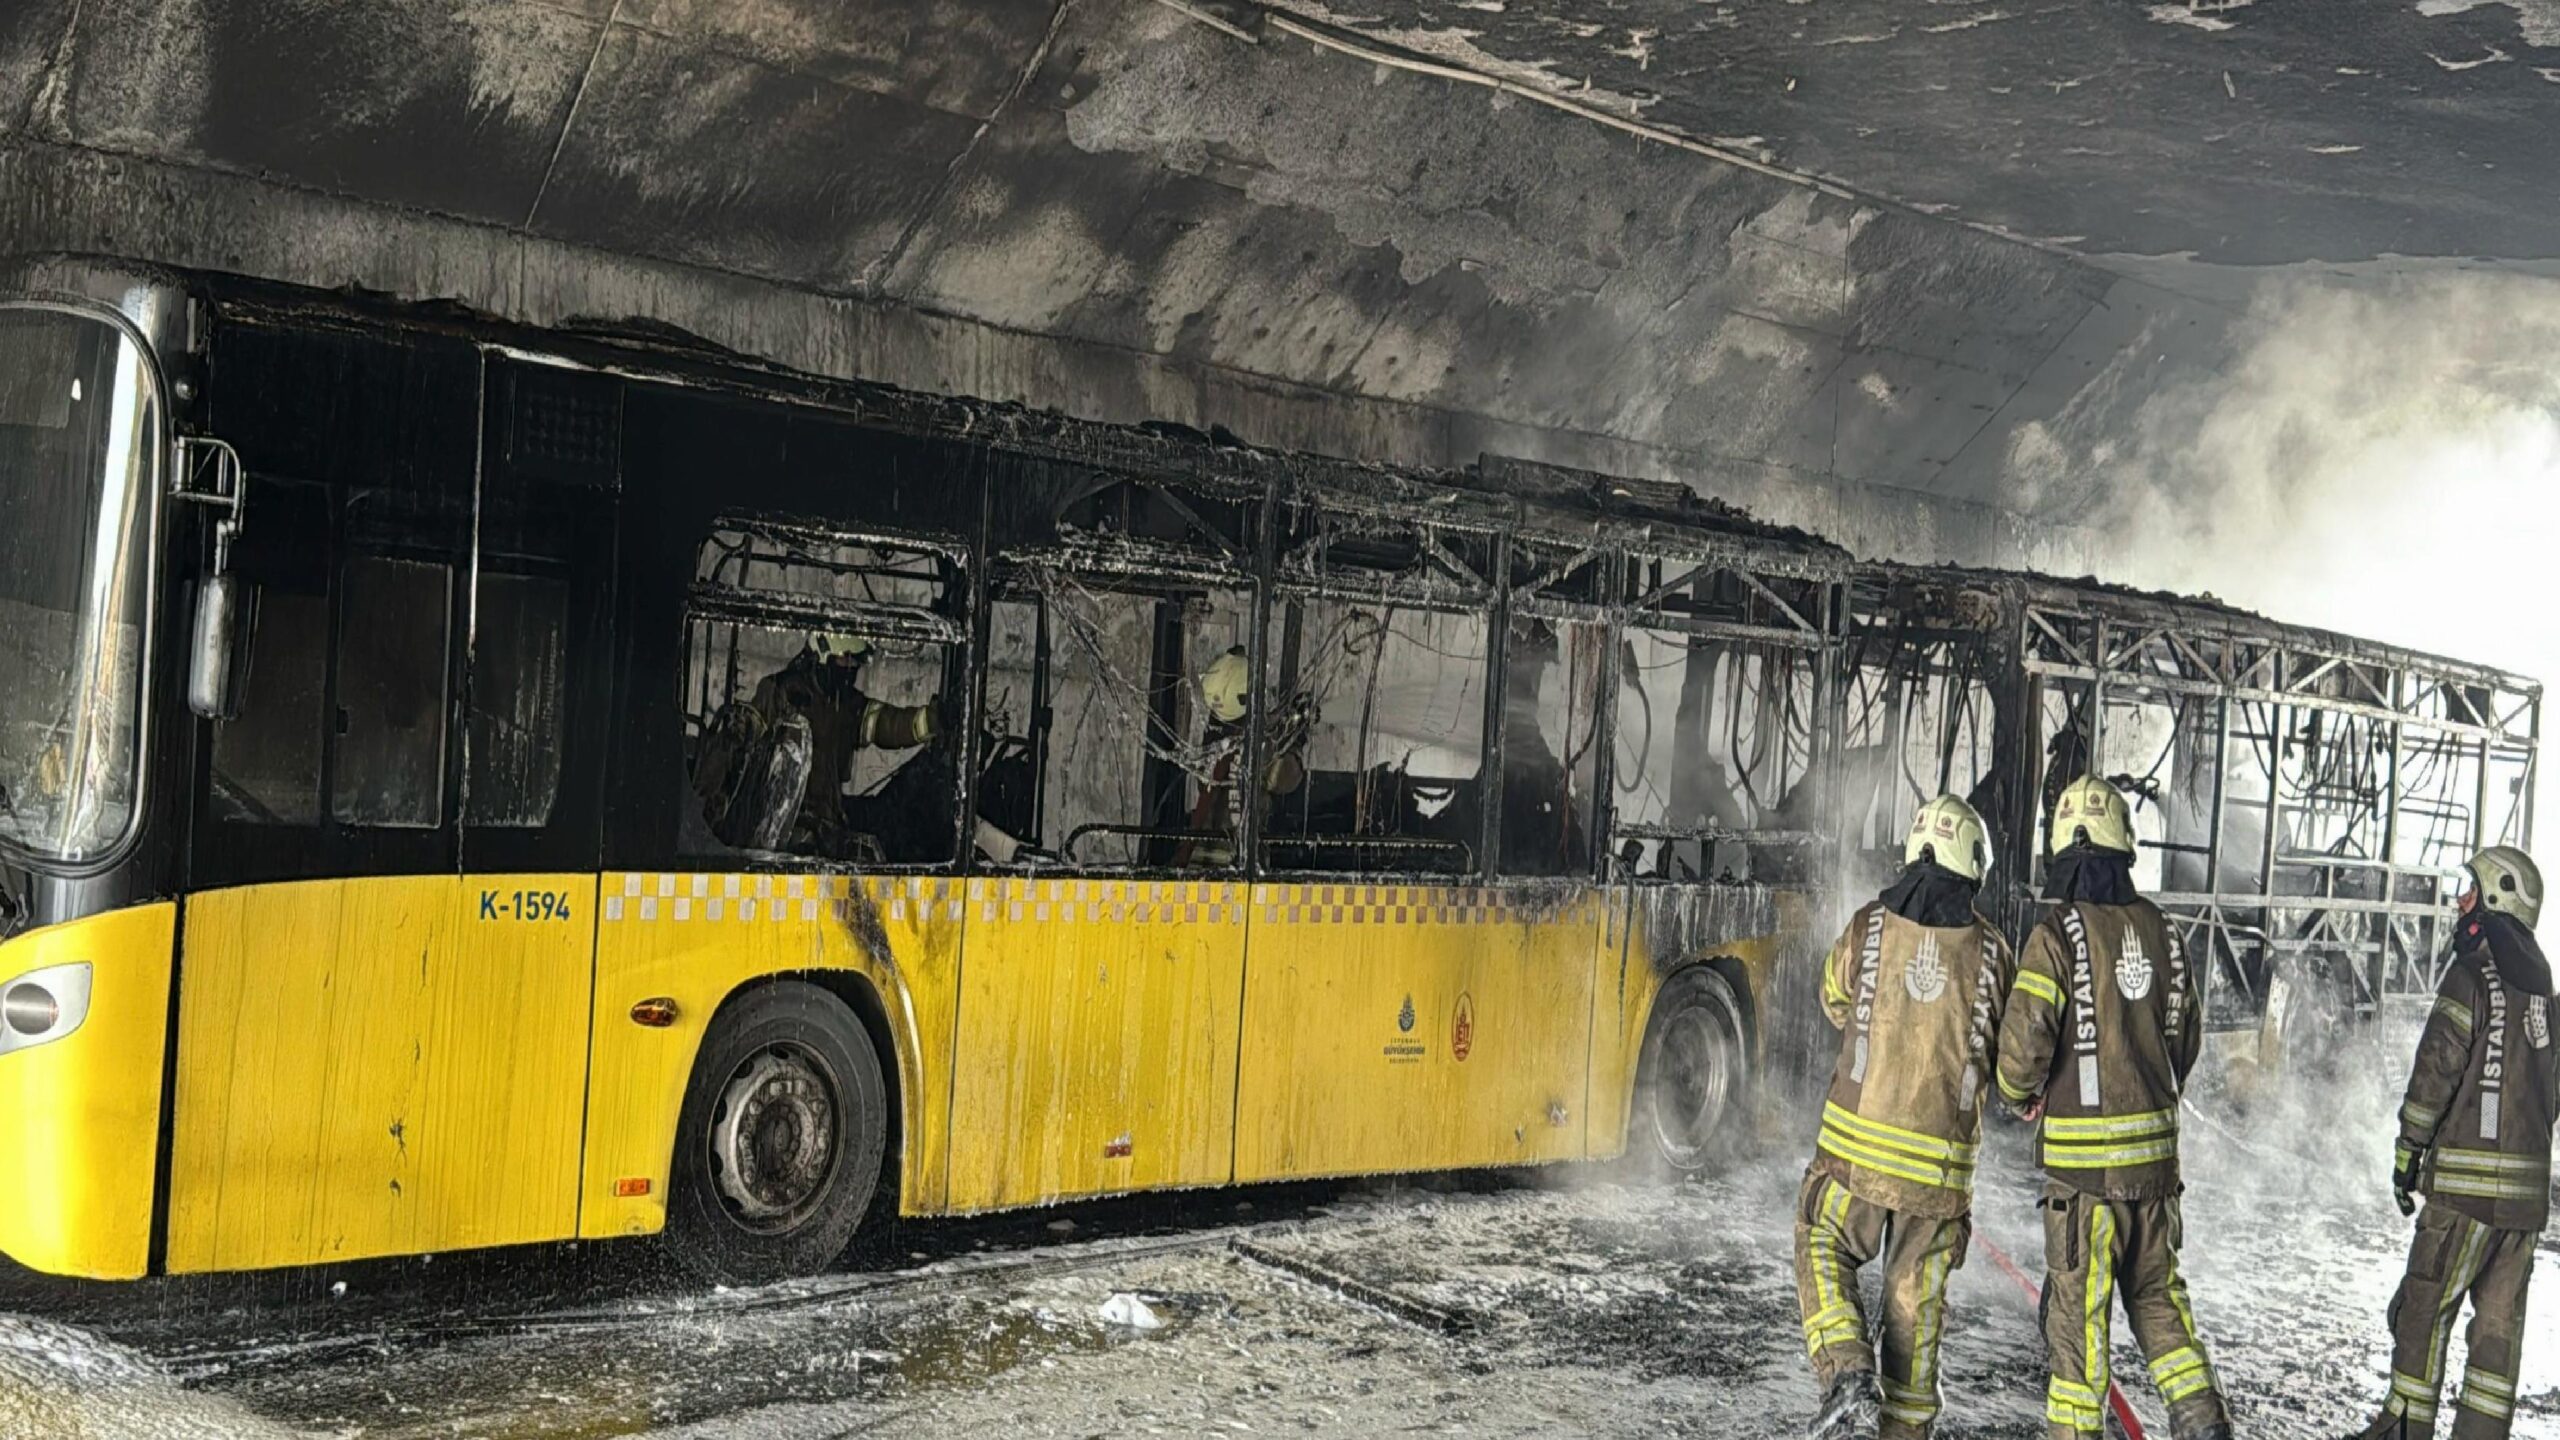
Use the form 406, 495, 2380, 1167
0, 0, 2245, 571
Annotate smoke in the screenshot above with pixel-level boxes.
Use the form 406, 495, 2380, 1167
2049, 268, 2560, 840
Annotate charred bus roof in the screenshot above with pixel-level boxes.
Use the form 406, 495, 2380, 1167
1855, 558, 2540, 704
181, 266, 2529, 702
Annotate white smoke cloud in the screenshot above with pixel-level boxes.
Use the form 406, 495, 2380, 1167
2075, 269, 2560, 846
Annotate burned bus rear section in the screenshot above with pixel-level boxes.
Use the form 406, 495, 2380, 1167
1838, 563, 2539, 1040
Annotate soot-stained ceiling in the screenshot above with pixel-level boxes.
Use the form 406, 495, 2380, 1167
1272, 0, 2560, 266
20, 0, 2503, 572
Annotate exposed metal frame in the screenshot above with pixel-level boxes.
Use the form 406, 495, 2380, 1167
1849, 563, 2541, 1028
148, 270, 2544, 1028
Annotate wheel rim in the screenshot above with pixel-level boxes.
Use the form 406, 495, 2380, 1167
707, 1042, 843, 1234
1649, 1001, 1736, 1168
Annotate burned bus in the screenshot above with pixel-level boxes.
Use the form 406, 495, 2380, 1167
0, 256, 2534, 1284
1835, 564, 2541, 1067
0, 258, 1840, 1283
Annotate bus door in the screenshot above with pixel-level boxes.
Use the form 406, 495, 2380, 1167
946, 469, 1257, 1210
1605, 554, 1839, 1130
164, 333, 603, 1271
1233, 520, 1602, 1180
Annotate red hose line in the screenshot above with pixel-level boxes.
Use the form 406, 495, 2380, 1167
1972, 1229, 2149, 1440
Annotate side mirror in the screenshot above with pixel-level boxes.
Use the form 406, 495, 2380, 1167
188, 571, 256, 720
171, 435, 253, 721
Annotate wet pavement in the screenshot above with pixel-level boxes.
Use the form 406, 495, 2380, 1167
8, 1026, 2560, 1439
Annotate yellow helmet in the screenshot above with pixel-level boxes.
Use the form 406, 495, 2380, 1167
1201, 646, 1251, 724
1905, 794, 1990, 882
2049, 774, 2134, 857
2465, 845, 2543, 929
809, 632, 869, 662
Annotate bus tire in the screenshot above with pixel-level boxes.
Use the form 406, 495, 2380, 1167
665, 980, 887, 1285
1630, 964, 1752, 1177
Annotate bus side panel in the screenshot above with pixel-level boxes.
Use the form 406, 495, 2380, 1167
945, 878, 1246, 1212
0, 904, 175, 1280
579, 872, 963, 1238
1233, 884, 1598, 1182
166, 877, 593, 1272
1582, 888, 1648, 1163
1590, 883, 1793, 1159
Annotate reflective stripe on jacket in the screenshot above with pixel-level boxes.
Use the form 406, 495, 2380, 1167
2400, 933, 2560, 1232
1995, 898, 2200, 1200
1811, 901, 2016, 1218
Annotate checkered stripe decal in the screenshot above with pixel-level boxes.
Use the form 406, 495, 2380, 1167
600, 874, 1249, 925
600, 875, 1577, 927
972, 879, 1246, 925
602, 872, 967, 925
1255, 884, 1535, 925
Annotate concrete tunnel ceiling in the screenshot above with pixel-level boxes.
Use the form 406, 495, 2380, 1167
1259, 0, 2560, 268
5, 0, 2553, 573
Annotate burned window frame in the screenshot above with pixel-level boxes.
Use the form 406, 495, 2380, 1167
677, 512, 971, 871
1493, 531, 1620, 881
1606, 536, 1838, 886
2013, 583, 2543, 1023
1836, 570, 2013, 888
1257, 480, 1504, 880
980, 465, 1264, 875
967, 458, 1269, 876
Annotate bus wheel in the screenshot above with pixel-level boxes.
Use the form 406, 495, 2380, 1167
666, 981, 886, 1285
1632, 965, 1751, 1176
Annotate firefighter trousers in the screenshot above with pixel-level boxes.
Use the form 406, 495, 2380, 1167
2373, 1201, 2535, 1437
2036, 1182, 2229, 1440
1794, 1170, 1971, 1439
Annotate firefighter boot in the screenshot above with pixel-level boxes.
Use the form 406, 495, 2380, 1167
2340, 1411, 2420, 1440
1810, 1370, 1882, 1440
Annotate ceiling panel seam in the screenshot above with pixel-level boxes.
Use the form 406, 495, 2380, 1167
521, 0, 622, 230
1919, 295, 2110, 495
864, 0, 1078, 295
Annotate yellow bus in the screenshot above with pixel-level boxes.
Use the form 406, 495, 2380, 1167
0, 260, 1841, 1283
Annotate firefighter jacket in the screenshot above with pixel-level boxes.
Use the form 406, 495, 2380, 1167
1812, 901, 2017, 1219
2398, 912, 2559, 1233
751, 654, 940, 793
1995, 898, 2201, 1201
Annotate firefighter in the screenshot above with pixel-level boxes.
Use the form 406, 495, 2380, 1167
1182, 646, 1306, 864
743, 632, 941, 853
2343, 846, 2552, 1440
1797, 794, 2014, 1440
1996, 775, 2234, 1440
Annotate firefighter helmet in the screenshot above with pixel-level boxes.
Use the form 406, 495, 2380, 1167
1201, 646, 1251, 725
808, 632, 869, 663
2049, 775, 2135, 857
2465, 845, 2543, 929
1905, 794, 1991, 882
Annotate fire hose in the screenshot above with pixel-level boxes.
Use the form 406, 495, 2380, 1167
1971, 1229, 2149, 1440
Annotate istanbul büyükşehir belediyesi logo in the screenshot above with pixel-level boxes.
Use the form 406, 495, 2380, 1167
1384, 994, 1424, 1063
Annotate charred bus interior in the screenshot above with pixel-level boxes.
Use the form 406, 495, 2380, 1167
1843, 565, 2540, 1052
1, 271, 2535, 1041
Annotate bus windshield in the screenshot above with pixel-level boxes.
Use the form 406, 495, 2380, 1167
0, 305, 160, 867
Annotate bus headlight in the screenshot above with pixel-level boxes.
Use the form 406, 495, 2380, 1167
0, 963, 92, 1055
4, 984, 57, 1033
